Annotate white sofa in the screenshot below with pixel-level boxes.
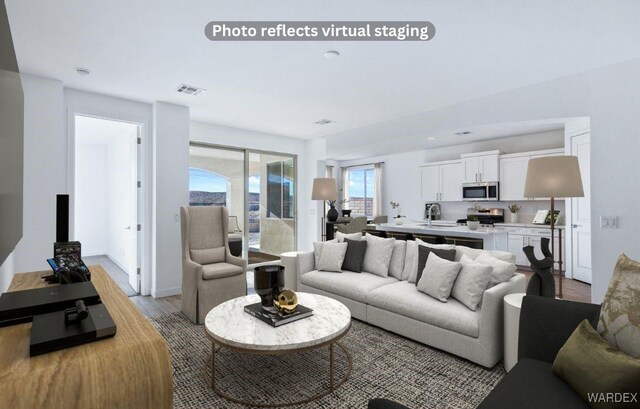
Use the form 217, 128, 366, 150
296, 246, 526, 368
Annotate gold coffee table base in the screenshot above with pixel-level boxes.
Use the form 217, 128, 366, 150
209, 331, 352, 407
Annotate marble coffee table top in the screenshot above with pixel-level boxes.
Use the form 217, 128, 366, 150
204, 292, 351, 351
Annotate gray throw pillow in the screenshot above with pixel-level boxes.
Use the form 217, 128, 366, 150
416, 253, 462, 302
402, 240, 418, 281
362, 233, 396, 277
342, 238, 368, 273
388, 240, 407, 280
451, 254, 492, 311
316, 242, 348, 273
414, 246, 457, 286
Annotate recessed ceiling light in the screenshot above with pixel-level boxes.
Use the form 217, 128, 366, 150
324, 50, 340, 59
428, 137, 436, 141
455, 131, 472, 135
315, 119, 335, 125
75, 67, 92, 76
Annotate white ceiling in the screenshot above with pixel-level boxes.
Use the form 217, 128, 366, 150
7, 1, 640, 141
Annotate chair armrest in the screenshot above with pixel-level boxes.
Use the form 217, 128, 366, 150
518, 295, 601, 363
478, 273, 527, 339
226, 253, 247, 271
296, 251, 315, 287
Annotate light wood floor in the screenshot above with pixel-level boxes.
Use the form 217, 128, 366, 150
131, 271, 591, 318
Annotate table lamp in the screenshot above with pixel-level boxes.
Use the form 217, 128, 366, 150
523, 156, 584, 298
311, 178, 339, 222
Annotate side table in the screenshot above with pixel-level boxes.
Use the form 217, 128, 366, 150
503, 292, 526, 372
280, 251, 301, 290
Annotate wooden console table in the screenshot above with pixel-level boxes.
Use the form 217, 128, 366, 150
0, 266, 173, 409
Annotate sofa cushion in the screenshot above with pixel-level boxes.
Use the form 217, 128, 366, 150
455, 245, 516, 264
317, 242, 348, 272
475, 253, 517, 286
367, 281, 480, 337
342, 238, 368, 273
336, 231, 363, 242
401, 240, 418, 281
477, 358, 588, 409
597, 253, 640, 358
451, 254, 493, 311
388, 240, 407, 280
202, 262, 243, 280
300, 270, 397, 304
414, 246, 458, 284
190, 247, 226, 265
362, 234, 396, 277
416, 253, 462, 302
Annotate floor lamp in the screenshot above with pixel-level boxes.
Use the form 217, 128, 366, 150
523, 156, 584, 299
312, 178, 338, 241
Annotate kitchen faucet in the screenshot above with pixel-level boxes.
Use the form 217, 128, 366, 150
427, 203, 441, 228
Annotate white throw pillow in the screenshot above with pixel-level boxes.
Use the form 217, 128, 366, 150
362, 233, 396, 277
316, 242, 348, 272
408, 239, 458, 283
475, 253, 517, 286
454, 245, 516, 264
416, 253, 462, 302
451, 254, 493, 311
388, 240, 407, 280
313, 239, 337, 268
402, 240, 418, 281
336, 231, 362, 242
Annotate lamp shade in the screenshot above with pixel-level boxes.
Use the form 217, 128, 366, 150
311, 178, 338, 200
523, 156, 584, 198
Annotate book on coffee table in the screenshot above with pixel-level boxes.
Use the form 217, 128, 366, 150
244, 302, 313, 327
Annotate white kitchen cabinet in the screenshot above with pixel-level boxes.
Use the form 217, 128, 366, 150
461, 151, 500, 182
504, 227, 565, 270
508, 234, 529, 265
440, 162, 464, 201
420, 160, 463, 202
420, 165, 440, 201
499, 148, 564, 201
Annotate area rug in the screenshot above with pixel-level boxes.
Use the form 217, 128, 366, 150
150, 312, 504, 408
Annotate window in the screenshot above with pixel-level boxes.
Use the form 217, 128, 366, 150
266, 159, 294, 219
188, 167, 229, 206
346, 167, 375, 218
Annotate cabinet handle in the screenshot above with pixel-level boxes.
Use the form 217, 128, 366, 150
479, 172, 482, 181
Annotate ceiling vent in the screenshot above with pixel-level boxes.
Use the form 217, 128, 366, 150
315, 119, 335, 125
176, 84, 206, 96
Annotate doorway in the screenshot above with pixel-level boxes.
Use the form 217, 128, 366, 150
569, 132, 592, 283
74, 115, 140, 295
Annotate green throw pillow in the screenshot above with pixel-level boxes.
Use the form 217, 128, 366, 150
597, 254, 640, 358
552, 319, 640, 408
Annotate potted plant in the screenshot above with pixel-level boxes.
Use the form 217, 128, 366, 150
390, 201, 405, 225
508, 204, 521, 224
467, 215, 480, 231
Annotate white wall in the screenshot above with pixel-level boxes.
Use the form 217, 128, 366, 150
75, 144, 108, 255
337, 131, 564, 222
190, 121, 327, 251
152, 102, 190, 297
12, 74, 65, 274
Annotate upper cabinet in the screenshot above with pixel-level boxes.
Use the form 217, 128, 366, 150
421, 160, 463, 202
460, 151, 500, 183
499, 148, 564, 201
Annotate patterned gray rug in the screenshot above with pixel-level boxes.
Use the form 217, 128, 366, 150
150, 312, 504, 408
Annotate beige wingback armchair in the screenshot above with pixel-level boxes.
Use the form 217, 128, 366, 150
180, 205, 247, 324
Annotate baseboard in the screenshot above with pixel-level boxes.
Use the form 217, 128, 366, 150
152, 286, 182, 298
82, 251, 108, 258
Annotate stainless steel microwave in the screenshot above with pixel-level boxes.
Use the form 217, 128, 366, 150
462, 182, 499, 201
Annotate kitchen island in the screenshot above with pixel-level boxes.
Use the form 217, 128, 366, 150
375, 222, 509, 251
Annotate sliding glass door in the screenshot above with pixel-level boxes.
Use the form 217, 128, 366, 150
189, 144, 296, 264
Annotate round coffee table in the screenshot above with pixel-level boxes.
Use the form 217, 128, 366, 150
204, 292, 352, 407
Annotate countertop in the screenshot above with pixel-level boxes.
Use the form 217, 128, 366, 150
494, 223, 565, 229
377, 222, 508, 238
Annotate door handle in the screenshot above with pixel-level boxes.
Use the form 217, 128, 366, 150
125, 226, 131, 230
572, 224, 581, 228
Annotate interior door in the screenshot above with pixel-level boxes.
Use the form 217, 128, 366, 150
571, 133, 591, 283
128, 127, 139, 292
